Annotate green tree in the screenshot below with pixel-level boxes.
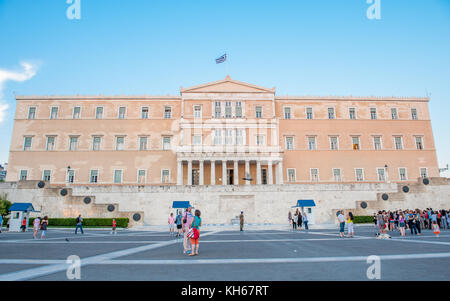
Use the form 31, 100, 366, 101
0, 193, 12, 218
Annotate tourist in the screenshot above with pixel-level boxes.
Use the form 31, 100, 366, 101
347, 212, 354, 238
189, 209, 202, 256
373, 213, 377, 229
75, 214, 84, 234
40, 216, 48, 239
182, 206, 194, 254
399, 213, 406, 236
407, 210, 417, 235
175, 210, 183, 238
389, 212, 395, 231
292, 212, 298, 231
33, 216, 40, 239
440, 210, 447, 229
20, 217, 27, 232
0, 214, 3, 233
432, 221, 440, 237
288, 211, 292, 228
415, 209, 422, 235
239, 211, 244, 232
168, 213, 175, 236
302, 212, 309, 230
111, 218, 117, 235
377, 211, 385, 236
297, 211, 303, 231
337, 210, 345, 238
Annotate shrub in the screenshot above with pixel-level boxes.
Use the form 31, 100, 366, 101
353, 216, 373, 224
24, 217, 129, 228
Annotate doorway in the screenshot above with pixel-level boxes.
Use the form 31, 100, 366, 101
192, 169, 199, 185
262, 169, 267, 184
227, 169, 234, 185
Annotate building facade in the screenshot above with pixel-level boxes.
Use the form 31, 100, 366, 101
6, 76, 439, 186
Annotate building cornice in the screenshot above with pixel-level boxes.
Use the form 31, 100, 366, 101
276, 96, 430, 102
15, 95, 181, 101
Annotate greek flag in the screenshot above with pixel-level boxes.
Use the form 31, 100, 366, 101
215, 54, 227, 64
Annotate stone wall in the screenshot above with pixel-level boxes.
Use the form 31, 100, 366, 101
0, 178, 449, 226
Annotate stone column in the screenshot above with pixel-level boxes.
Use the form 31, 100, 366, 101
222, 160, 227, 185
277, 161, 284, 184
199, 160, 204, 185
234, 160, 239, 185
177, 160, 183, 185
268, 160, 273, 185
245, 160, 250, 185
187, 160, 192, 186
256, 160, 262, 185
211, 161, 215, 185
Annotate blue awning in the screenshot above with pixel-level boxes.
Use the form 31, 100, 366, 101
172, 201, 191, 209
293, 200, 316, 208
9, 203, 36, 212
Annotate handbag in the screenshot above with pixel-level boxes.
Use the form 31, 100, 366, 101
186, 227, 195, 238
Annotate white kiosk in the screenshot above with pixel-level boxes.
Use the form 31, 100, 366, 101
8, 203, 36, 232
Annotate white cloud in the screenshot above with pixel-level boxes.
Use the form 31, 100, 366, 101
0, 62, 39, 123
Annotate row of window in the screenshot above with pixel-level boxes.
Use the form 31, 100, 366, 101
283, 107, 419, 120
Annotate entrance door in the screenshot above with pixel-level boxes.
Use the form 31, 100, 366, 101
227, 169, 234, 185
303, 207, 315, 225
192, 169, 199, 185
262, 169, 267, 184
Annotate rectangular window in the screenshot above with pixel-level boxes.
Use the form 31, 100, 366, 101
352, 136, 360, 150
118, 106, 126, 119
162, 136, 171, 150
225, 129, 233, 145
394, 136, 403, 150
284, 107, 291, 119
67, 169, 75, 183
330, 136, 339, 150
411, 108, 418, 120
420, 168, 428, 178
285, 137, 294, 150
161, 169, 170, 183
69, 137, 78, 151
141, 107, 149, 119
256, 135, 265, 146
46, 136, 56, 151
349, 108, 356, 120
235, 129, 244, 145
194, 105, 202, 118
24, 136, 32, 151
114, 170, 122, 184
50, 107, 58, 119
164, 106, 172, 119
96, 107, 103, 119
139, 137, 148, 150
399, 168, 407, 181
306, 107, 313, 119
287, 169, 296, 182
138, 169, 146, 184
235, 102, 242, 118
225, 102, 232, 118
355, 168, 364, 182
92, 136, 101, 151
116, 136, 125, 151
90, 170, 98, 183
28, 107, 36, 119
73, 106, 81, 119
255, 106, 262, 118
310, 168, 319, 182
43, 170, 51, 182
308, 137, 316, 150
328, 108, 335, 119
370, 108, 377, 120
377, 168, 386, 181
373, 136, 382, 150
391, 108, 398, 120
214, 129, 222, 145
215, 102, 221, 118
333, 168, 342, 182
415, 136, 423, 150
19, 170, 28, 181
192, 135, 202, 145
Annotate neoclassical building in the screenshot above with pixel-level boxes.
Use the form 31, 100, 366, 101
6, 76, 439, 186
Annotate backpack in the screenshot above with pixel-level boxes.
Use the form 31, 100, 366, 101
76, 217, 80, 224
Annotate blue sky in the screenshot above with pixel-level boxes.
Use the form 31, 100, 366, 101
0, 0, 449, 176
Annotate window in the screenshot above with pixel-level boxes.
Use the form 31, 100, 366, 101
415, 136, 423, 150
28, 107, 36, 119
373, 136, 382, 150
333, 168, 342, 182
118, 107, 126, 119
399, 168, 407, 181
114, 170, 122, 184
164, 106, 172, 119
235, 102, 242, 118
139, 137, 148, 150
194, 105, 202, 118
328, 108, 335, 119
214, 129, 222, 145
370, 108, 377, 120
141, 107, 149, 119
96, 107, 103, 119
23, 137, 32, 151
215, 102, 221, 118
192, 135, 202, 145
349, 108, 356, 120
420, 168, 428, 178
377, 168, 386, 181
116, 136, 125, 151
255, 106, 262, 118
308, 137, 316, 150
67, 169, 75, 183
306, 107, 313, 119
50, 107, 58, 119
235, 129, 244, 145
411, 108, 418, 120
256, 135, 265, 146
330, 137, 339, 150
287, 169, 296, 182
46, 136, 56, 151
90, 170, 98, 183
310, 168, 319, 182
138, 170, 146, 184
225, 102, 232, 118
394, 136, 403, 150
284, 107, 291, 119
285, 137, 294, 150
19, 170, 28, 181
73, 106, 81, 119
225, 129, 233, 145
161, 169, 170, 183
352, 136, 360, 150
162, 136, 171, 150
391, 108, 398, 120
92, 136, 101, 151
69, 137, 78, 151
43, 170, 51, 182
355, 168, 364, 181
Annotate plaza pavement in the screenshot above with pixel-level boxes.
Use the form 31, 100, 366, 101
0, 224, 449, 281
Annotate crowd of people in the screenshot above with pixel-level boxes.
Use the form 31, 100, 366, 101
288, 208, 309, 231
168, 205, 202, 256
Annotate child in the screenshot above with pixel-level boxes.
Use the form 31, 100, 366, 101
168, 213, 175, 236
432, 221, 440, 238
111, 218, 117, 235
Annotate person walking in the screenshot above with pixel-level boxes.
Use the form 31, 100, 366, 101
302, 212, 309, 230
33, 216, 41, 239
111, 218, 117, 235
239, 211, 244, 232
182, 206, 194, 254
175, 210, 183, 238
189, 209, 202, 256
40, 216, 48, 239
337, 210, 345, 238
75, 214, 84, 234
347, 212, 354, 238
21, 217, 27, 232
168, 213, 175, 236
408, 210, 417, 235
288, 211, 292, 228
399, 213, 406, 236
415, 209, 422, 236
